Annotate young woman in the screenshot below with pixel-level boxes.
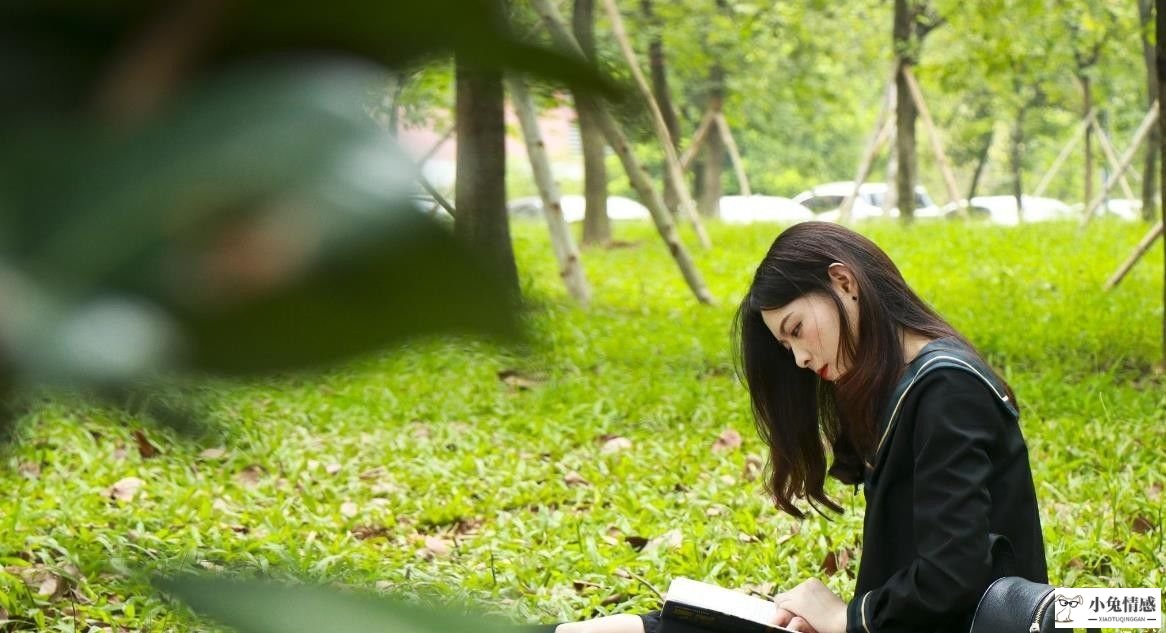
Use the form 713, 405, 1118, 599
552, 222, 1047, 633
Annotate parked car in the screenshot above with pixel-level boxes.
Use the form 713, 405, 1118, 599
1095, 198, 1143, 221
792, 181, 944, 221
959, 195, 1074, 226
717, 195, 815, 224
507, 195, 651, 223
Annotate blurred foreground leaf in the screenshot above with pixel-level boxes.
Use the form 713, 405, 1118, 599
0, 60, 519, 388
0, 1, 616, 116
156, 575, 524, 633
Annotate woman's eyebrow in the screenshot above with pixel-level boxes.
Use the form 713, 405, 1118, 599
779, 313, 792, 336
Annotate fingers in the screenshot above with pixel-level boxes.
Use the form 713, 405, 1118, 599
772, 607, 796, 627
787, 616, 819, 633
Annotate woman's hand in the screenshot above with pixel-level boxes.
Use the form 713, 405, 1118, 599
771, 578, 847, 633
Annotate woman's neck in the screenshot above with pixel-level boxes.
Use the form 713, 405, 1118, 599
901, 330, 935, 364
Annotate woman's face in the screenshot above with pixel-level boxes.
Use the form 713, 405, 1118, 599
761, 288, 857, 382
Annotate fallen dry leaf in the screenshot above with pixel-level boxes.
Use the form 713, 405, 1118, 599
603, 239, 640, 250
712, 429, 743, 453
572, 580, 602, 593
235, 464, 264, 488
706, 505, 725, 517
497, 369, 543, 390
105, 476, 144, 502
37, 574, 60, 597
198, 447, 227, 460
742, 454, 765, 482
340, 502, 358, 518
351, 525, 391, 541
415, 535, 452, 560
821, 548, 854, 577
624, 535, 649, 551
454, 517, 484, 535
133, 430, 161, 459
1148, 482, 1162, 501
644, 529, 683, 553
601, 593, 626, 606
1131, 515, 1155, 534
325, 463, 342, 476
600, 436, 633, 455
18, 462, 40, 480
563, 471, 590, 487
359, 467, 387, 480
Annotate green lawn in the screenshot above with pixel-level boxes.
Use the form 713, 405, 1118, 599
2, 219, 1163, 631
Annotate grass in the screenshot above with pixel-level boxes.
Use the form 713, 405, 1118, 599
0, 218, 1163, 631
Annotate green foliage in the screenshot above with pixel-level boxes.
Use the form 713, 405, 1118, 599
0, 220, 1161, 631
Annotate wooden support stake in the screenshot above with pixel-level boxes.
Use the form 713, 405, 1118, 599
841, 72, 897, 223
420, 126, 456, 166
1104, 220, 1164, 291
679, 108, 716, 171
418, 174, 456, 218
1090, 118, 1138, 199
531, 0, 715, 304
714, 113, 751, 196
1081, 101, 1160, 227
601, 0, 710, 248
507, 76, 592, 306
902, 66, 963, 214
1033, 112, 1093, 198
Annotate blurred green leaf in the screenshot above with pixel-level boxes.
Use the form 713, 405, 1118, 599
0, 0, 616, 116
0, 60, 519, 384
155, 574, 525, 633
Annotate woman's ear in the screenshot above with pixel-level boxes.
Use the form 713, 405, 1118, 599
827, 262, 857, 298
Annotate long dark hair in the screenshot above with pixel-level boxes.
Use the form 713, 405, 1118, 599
732, 222, 1015, 518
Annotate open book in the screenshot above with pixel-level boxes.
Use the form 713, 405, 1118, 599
660, 577, 799, 633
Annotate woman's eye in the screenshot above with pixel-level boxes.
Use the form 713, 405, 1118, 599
792, 324, 802, 337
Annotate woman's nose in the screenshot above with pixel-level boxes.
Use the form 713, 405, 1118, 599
794, 348, 812, 369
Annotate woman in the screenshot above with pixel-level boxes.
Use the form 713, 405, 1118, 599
554, 222, 1047, 633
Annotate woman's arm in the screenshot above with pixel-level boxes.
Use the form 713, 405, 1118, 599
848, 370, 1008, 633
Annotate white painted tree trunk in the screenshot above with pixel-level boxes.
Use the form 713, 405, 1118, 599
506, 76, 592, 307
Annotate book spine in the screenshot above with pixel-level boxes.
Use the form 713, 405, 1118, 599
661, 602, 773, 633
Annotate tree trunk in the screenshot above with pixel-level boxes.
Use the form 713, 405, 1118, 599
455, 54, 519, 300
893, 0, 917, 223
1142, 0, 1160, 222
1011, 105, 1026, 223
1082, 76, 1094, 208
602, 0, 710, 247
968, 127, 994, 201
573, 0, 611, 245
643, 0, 682, 210
1159, 0, 1166, 365
532, 0, 715, 304
698, 64, 725, 218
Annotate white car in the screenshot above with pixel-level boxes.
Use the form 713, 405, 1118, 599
793, 181, 944, 221
507, 195, 651, 223
1096, 198, 1143, 221
717, 195, 815, 224
962, 195, 1074, 226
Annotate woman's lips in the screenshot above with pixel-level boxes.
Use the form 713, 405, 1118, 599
818, 365, 829, 379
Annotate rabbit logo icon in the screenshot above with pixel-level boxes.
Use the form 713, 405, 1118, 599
1055, 594, 1083, 623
